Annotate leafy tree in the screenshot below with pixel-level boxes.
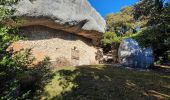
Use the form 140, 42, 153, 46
106, 6, 147, 36
0, 1, 53, 99
103, 1, 170, 64
103, 6, 147, 52
0, 0, 24, 99
134, 0, 170, 64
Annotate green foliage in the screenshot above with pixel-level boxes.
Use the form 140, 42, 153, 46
0, 7, 11, 23
0, 0, 18, 5
0, 0, 18, 25
13, 49, 53, 99
0, 0, 53, 99
104, 1, 170, 64
13, 48, 35, 69
106, 6, 147, 35
103, 6, 147, 51
0, 27, 20, 52
0, 1, 21, 88
134, 0, 170, 63
102, 32, 121, 46
0, 48, 35, 99
0, 48, 53, 99
134, 0, 164, 20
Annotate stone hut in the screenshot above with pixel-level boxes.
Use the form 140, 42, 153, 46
9, 0, 106, 66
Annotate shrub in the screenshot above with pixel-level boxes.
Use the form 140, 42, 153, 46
102, 32, 121, 46
1, 48, 54, 99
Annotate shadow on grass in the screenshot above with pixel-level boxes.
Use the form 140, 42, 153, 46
17, 57, 56, 99
47, 65, 170, 100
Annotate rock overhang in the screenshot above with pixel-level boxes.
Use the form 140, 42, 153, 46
10, 0, 106, 40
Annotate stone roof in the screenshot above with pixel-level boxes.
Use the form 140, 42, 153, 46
12, 0, 106, 39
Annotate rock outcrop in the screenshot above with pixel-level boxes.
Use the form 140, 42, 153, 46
11, 0, 106, 40
8, 0, 106, 67
118, 38, 154, 68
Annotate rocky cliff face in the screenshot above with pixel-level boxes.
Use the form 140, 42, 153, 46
12, 0, 106, 40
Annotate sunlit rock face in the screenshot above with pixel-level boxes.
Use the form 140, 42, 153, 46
10, 25, 99, 67
118, 38, 154, 69
9, 0, 106, 67
12, 0, 106, 40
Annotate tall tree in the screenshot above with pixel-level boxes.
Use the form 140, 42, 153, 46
103, 6, 147, 51
134, 0, 170, 63
106, 6, 147, 36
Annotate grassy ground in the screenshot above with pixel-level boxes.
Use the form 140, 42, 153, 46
39, 65, 170, 100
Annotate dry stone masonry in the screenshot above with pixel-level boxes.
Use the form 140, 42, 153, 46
9, 0, 106, 67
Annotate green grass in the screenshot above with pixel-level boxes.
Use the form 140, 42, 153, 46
39, 65, 170, 100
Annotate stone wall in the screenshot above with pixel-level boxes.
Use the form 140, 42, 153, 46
10, 25, 99, 67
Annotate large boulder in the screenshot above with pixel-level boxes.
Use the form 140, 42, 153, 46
10, 0, 106, 40
118, 38, 154, 68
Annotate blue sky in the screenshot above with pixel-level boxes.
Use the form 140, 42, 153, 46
88, 0, 139, 17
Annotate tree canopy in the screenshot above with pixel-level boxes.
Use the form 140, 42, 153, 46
103, 0, 170, 64
133, 0, 170, 63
